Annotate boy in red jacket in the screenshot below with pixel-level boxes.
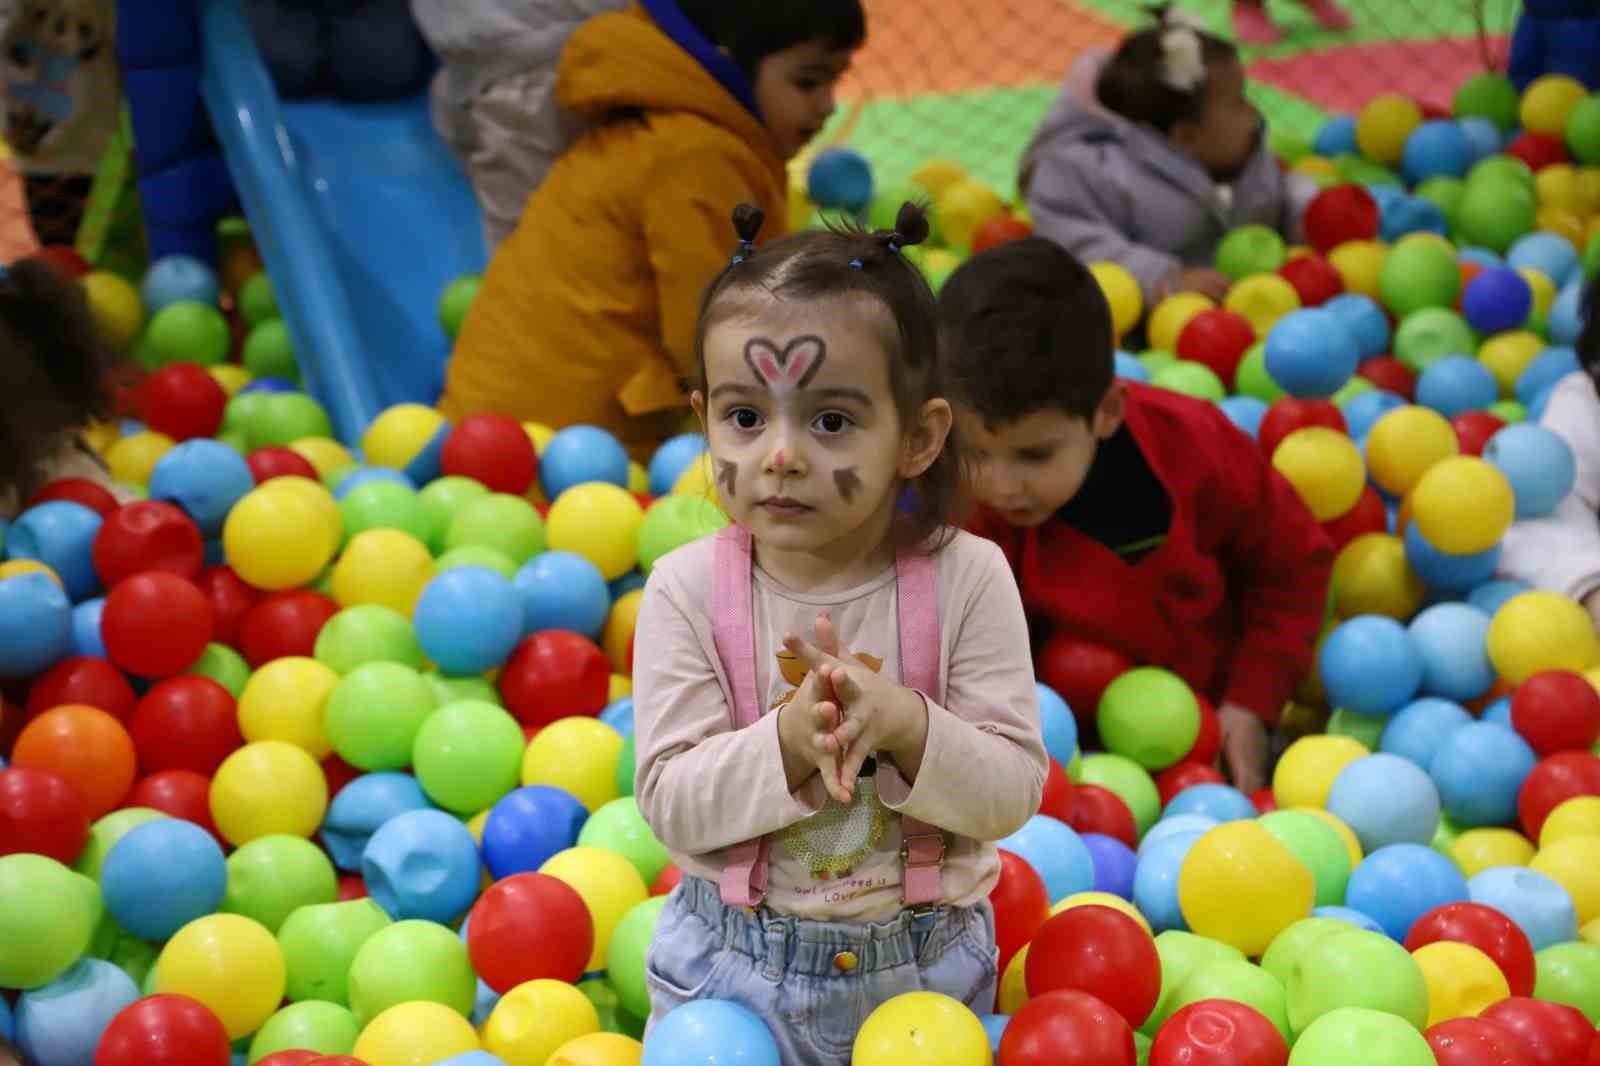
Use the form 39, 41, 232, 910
938, 238, 1333, 794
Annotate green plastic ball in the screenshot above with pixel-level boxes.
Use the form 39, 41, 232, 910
239, 272, 279, 327
1454, 74, 1521, 131
426, 672, 501, 707
1140, 349, 1180, 376
1413, 177, 1466, 232
0, 854, 95, 989
1332, 376, 1376, 409
1487, 399, 1526, 423
1379, 238, 1461, 316
1151, 361, 1227, 402
222, 835, 339, 933
1393, 308, 1479, 374
338, 481, 436, 548
1260, 917, 1349, 987
1533, 941, 1600, 1022
324, 662, 438, 772
1173, 959, 1291, 1041
1216, 224, 1287, 280
1430, 814, 1463, 856
1097, 667, 1200, 771
252, 393, 334, 448
411, 700, 525, 815
74, 808, 168, 881
1078, 753, 1161, 837
1269, 129, 1314, 166
243, 319, 299, 384
577, 797, 670, 885
221, 392, 270, 446
1335, 155, 1401, 188
1258, 810, 1352, 907
1286, 928, 1428, 1035
1466, 156, 1534, 190
434, 545, 519, 579
1235, 343, 1288, 403
445, 493, 546, 565
580, 976, 644, 1038
615, 733, 637, 798
277, 899, 392, 1005
1287, 1007, 1434, 1066
91, 918, 159, 989
438, 275, 482, 340
346, 918, 476, 1026
1458, 180, 1537, 253
1584, 232, 1600, 281
605, 895, 667, 1021
186, 643, 252, 698
1144, 931, 1247, 1035
418, 477, 492, 554
637, 495, 729, 575
314, 605, 425, 675
1325, 708, 1386, 750
141, 301, 231, 369
1568, 95, 1600, 165
247, 1001, 360, 1062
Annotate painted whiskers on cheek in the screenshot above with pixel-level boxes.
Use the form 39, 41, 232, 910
743, 335, 826, 395
716, 458, 738, 499
833, 467, 862, 503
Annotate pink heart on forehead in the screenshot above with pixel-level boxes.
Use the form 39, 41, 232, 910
744, 335, 826, 393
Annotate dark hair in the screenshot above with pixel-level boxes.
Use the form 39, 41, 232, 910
937, 238, 1115, 425
1582, 275, 1599, 385
1098, 5, 1238, 133
675, 0, 866, 75
0, 258, 113, 503
694, 202, 962, 550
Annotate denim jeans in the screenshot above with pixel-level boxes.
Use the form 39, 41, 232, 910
644, 876, 999, 1065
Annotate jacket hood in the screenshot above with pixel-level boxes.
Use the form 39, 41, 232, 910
1520, 0, 1600, 16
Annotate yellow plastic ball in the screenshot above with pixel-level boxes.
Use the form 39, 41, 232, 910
0, 560, 62, 586
671, 452, 717, 499
237, 656, 338, 759
1487, 591, 1600, 684
1328, 240, 1389, 300
80, 270, 144, 351
1271, 428, 1365, 522
1051, 892, 1153, 935
1365, 406, 1459, 497
481, 980, 599, 1066
545, 1032, 644, 1066
788, 173, 815, 234
520, 717, 624, 813
1410, 457, 1515, 555
1540, 797, 1600, 848
603, 589, 644, 675
626, 461, 650, 497
1538, 165, 1583, 212
330, 529, 435, 616
1149, 292, 1216, 353
1480, 331, 1546, 398
546, 483, 644, 582
1226, 274, 1302, 336
1089, 261, 1143, 341
1330, 534, 1425, 621
267, 476, 343, 544
1358, 94, 1424, 166
81, 420, 119, 455
1274, 735, 1370, 810
209, 364, 253, 397
608, 674, 632, 702
466, 808, 491, 844
362, 405, 447, 472
155, 914, 286, 1040
210, 740, 329, 846
1583, 918, 1600, 946
999, 945, 1030, 1014
1293, 156, 1340, 181
853, 992, 993, 1065
1413, 941, 1511, 1026
290, 437, 355, 482
1519, 267, 1559, 320
1577, 167, 1600, 214
1451, 828, 1536, 878
1530, 837, 1600, 925
937, 180, 1006, 252
106, 430, 176, 486
353, 1002, 480, 1066
539, 848, 647, 972
1298, 807, 1365, 869
1535, 209, 1587, 249
1178, 821, 1315, 957
523, 422, 556, 455
1521, 74, 1589, 137
223, 484, 340, 591
911, 160, 969, 201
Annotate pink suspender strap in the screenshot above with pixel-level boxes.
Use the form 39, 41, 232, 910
893, 549, 946, 906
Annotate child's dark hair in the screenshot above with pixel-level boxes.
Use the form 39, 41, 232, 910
1098, 5, 1238, 133
694, 201, 962, 550
674, 0, 866, 75
0, 258, 112, 501
937, 238, 1115, 425
1582, 275, 1599, 384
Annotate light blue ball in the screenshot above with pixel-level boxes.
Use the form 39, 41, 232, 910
1320, 615, 1423, 716
1526, 384, 1556, 422
16, 959, 139, 1066
1457, 117, 1504, 161
647, 434, 708, 497
996, 815, 1094, 904
1429, 721, 1536, 827
101, 819, 227, 941
414, 566, 523, 675
1380, 196, 1448, 242
361, 808, 480, 923
149, 439, 255, 538
320, 772, 434, 872
1403, 524, 1501, 593
1314, 114, 1359, 157
0, 993, 11, 1040
434, 1054, 508, 1066
1342, 389, 1407, 439
141, 254, 220, 314
1324, 294, 1392, 360
1468, 579, 1530, 617
1416, 355, 1498, 418
1406, 603, 1494, 702
1549, 282, 1585, 346
1037, 683, 1078, 767
1514, 346, 1578, 405
1218, 395, 1268, 438
1343, 843, 1468, 941
513, 551, 611, 639
1162, 783, 1256, 823
610, 571, 647, 600
1508, 232, 1581, 287
1312, 905, 1387, 935
643, 999, 780, 1066
1138, 814, 1219, 857
471, 976, 501, 1027
1115, 350, 1152, 383
1458, 246, 1505, 270
599, 696, 635, 737
1468, 866, 1579, 951
1380, 697, 1473, 768
0, 571, 71, 676
807, 148, 874, 214
540, 425, 630, 499
1402, 121, 1476, 183
1481, 696, 1513, 729
4, 501, 102, 602
69, 597, 107, 659
1084, 832, 1138, 900
981, 1014, 1010, 1055
1133, 829, 1202, 933
332, 466, 416, 500
1483, 423, 1577, 518
1265, 309, 1359, 398
1326, 753, 1441, 852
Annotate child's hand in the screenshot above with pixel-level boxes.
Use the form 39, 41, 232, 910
776, 615, 845, 797
1166, 268, 1235, 302
1216, 703, 1268, 796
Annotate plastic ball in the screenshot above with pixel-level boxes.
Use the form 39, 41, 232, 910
93, 994, 231, 1066
1510, 670, 1600, 757
209, 740, 328, 845
1178, 822, 1315, 957
1152, 361, 1226, 400
1304, 186, 1380, 253
104, 430, 174, 486
411, 567, 522, 676
1401, 121, 1475, 184
1289, 933, 1431, 1038
441, 414, 538, 496
5, 501, 101, 603
141, 302, 230, 369
241, 319, 297, 384
1090, 262, 1143, 340
481, 784, 588, 881
11, 704, 135, 820
1379, 236, 1461, 316
141, 255, 218, 314
0, 853, 94, 989
1320, 617, 1424, 717
1518, 750, 1600, 840
1327, 752, 1441, 852
1540, 795, 1600, 847
1216, 227, 1288, 282
499, 630, 611, 727
995, 816, 1094, 905
467, 873, 592, 997
1459, 180, 1539, 253
1509, 233, 1580, 288
137, 363, 230, 443
100, 818, 226, 941
512, 552, 611, 639
345, 918, 477, 1027
153, 913, 285, 1039
1409, 457, 1515, 555
1366, 405, 1460, 496
852, 991, 991, 1064
1096, 668, 1198, 770
539, 425, 629, 499
223, 485, 338, 591
1272, 428, 1365, 521
14, 957, 138, 1066
1519, 75, 1588, 139
636, 495, 727, 575
645, 435, 707, 499
1264, 309, 1359, 398
1482, 423, 1576, 520
320, 663, 435, 772
0, 766, 89, 866
808, 147, 874, 212
236, 656, 336, 759
245, 1001, 360, 1061
1416, 356, 1498, 419
360, 808, 479, 924
80, 270, 144, 351
1025, 905, 1159, 1028
1450, 75, 1519, 131
329, 528, 434, 616
1150, 998, 1288, 1066
938, 180, 1006, 252
1468, 867, 1579, 952
410, 699, 524, 815
520, 716, 623, 814
317, 772, 431, 872
436, 274, 480, 339
446, 493, 545, 566
361, 405, 448, 481
1487, 591, 1599, 684
276, 898, 391, 1005
995, 988, 1136, 1065
1529, 836, 1600, 926
352, 1001, 479, 1066
1345, 842, 1470, 942
313, 604, 424, 675
218, 834, 335, 934
1280, 253, 1344, 309
538, 846, 646, 973
1150, 293, 1215, 352
1358, 95, 1425, 166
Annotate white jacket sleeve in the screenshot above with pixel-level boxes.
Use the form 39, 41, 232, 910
1498, 371, 1600, 601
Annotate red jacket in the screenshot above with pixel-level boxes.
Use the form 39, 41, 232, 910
970, 384, 1334, 724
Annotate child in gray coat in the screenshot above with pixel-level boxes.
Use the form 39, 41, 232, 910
1021, 7, 1317, 305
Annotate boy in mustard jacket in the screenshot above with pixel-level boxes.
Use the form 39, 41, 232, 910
439, 1, 864, 459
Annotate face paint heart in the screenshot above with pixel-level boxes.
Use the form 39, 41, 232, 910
744, 335, 827, 395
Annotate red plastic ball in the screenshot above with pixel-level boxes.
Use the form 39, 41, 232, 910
1321, 485, 1389, 552
255, 1054, 322, 1066
26, 477, 121, 518
1258, 398, 1347, 459
999, 990, 1138, 1066
337, 875, 368, 901
440, 414, 539, 497
1156, 762, 1227, 807
1404, 901, 1537, 998
246, 446, 320, 485
1511, 670, 1600, 756
11, 704, 136, 819
1303, 185, 1381, 253
1251, 788, 1278, 814
1069, 784, 1138, 848
36, 245, 91, 278
25, 655, 137, 721
127, 676, 241, 776
322, 754, 361, 800
992, 847, 1051, 978
499, 630, 612, 727
1025, 905, 1160, 1028
238, 589, 339, 667
0, 765, 91, 863
1279, 254, 1344, 307
196, 565, 262, 648
651, 864, 682, 896
306, 1059, 368, 1066
467, 872, 594, 993
1504, 133, 1568, 173
1517, 751, 1600, 841
137, 363, 228, 441
1478, 998, 1593, 1066
1357, 356, 1417, 401
102, 571, 213, 678
1426, 1016, 1539, 1066
95, 994, 231, 1066
1185, 694, 1222, 765
1037, 634, 1135, 726
1177, 309, 1257, 389
127, 769, 222, 844
971, 214, 1035, 255
1151, 999, 1290, 1066
1038, 757, 1077, 823
93, 501, 205, 585
1454, 411, 1509, 458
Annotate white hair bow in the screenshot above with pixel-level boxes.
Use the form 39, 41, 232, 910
1160, 26, 1207, 93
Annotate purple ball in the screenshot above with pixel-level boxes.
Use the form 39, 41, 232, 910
1081, 832, 1138, 901
1462, 267, 1533, 334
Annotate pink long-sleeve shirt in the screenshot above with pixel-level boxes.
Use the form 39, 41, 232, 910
632, 529, 1047, 921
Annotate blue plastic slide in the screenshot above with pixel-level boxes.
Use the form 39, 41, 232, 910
197, 0, 486, 444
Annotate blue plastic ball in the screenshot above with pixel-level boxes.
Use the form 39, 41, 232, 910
1402, 121, 1476, 183
1344, 843, 1469, 941
1083, 832, 1138, 900
1314, 114, 1360, 157
0, 571, 71, 677
599, 696, 634, 737
1508, 232, 1581, 287
647, 434, 709, 497
0, 994, 11, 1041
1457, 117, 1503, 161
149, 439, 255, 538
320, 772, 435, 871
1218, 395, 1268, 438
610, 572, 647, 600
1326, 753, 1442, 852
1467, 579, 1529, 617
540, 425, 630, 499
470, 977, 501, 1027
1403, 524, 1501, 593
434, 1054, 507, 1066
237, 377, 300, 396
1406, 603, 1494, 702
1324, 294, 1392, 360
1467, 866, 1579, 951
1036, 683, 1078, 767
512, 551, 611, 639
4, 502, 102, 602
1380, 697, 1473, 768
333, 466, 416, 500
1311, 905, 1387, 935
1380, 196, 1448, 242
1115, 350, 1152, 383
1137, 814, 1220, 856
807, 148, 874, 214
1133, 830, 1202, 933
1481, 696, 1513, 729
141, 255, 220, 314
1342, 389, 1407, 439
1483, 423, 1577, 518
15, 959, 140, 1066
981, 1015, 1011, 1055
996, 815, 1094, 904
1515, 347, 1578, 409
1428, 721, 1537, 827
1162, 783, 1257, 823
1526, 385, 1556, 423
643, 999, 780, 1066
69, 597, 107, 659
414, 566, 523, 675
1549, 282, 1585, 346
361, 808, 480, 922
101, 819, 227, 941
1319, 616, 1423, 716
1462, 267, 1534, 334
1457, 246, 1505, 270
481, 784, 588, 880
1265, 309, 1359, 398
1416, 355, 1498, 418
